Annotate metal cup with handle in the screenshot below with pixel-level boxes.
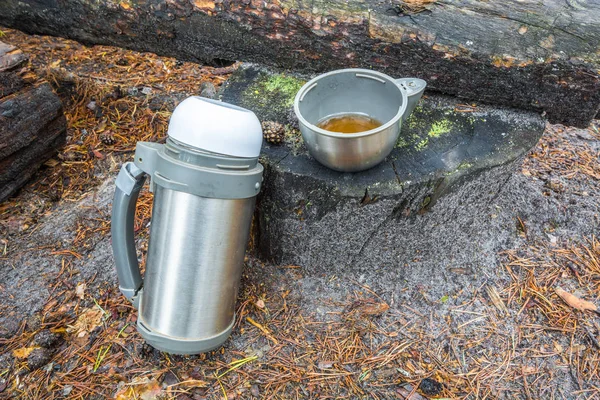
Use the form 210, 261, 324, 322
294, 69, 426, 172
111, 97, 263, 354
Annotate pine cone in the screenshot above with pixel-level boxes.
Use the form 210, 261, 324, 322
99, 131, 116, 145
262, 121, 285, 145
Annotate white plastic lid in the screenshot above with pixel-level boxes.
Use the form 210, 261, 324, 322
167, 97, 263, 158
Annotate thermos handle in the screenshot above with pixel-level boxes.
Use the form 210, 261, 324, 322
395, 78, 427, 122
112, 162, 147, 306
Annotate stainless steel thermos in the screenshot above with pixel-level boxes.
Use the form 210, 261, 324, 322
111, 97, 263, 354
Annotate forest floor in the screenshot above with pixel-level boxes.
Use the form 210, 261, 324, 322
1, 28, 600, 399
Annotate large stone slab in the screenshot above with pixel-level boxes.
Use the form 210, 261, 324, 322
220, 66, 546, 274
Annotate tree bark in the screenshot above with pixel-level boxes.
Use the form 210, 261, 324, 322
0, 0, 599, 127
0, 42, 67, 202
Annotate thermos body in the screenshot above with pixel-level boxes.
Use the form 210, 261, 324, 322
111, 97, 265, 354
140, 187, 255, 340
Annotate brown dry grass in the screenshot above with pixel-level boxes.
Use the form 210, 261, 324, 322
502, 238, 600, 396
523, 123, 600, 182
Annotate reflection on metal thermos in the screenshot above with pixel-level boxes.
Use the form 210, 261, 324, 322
111, 97, 263, 354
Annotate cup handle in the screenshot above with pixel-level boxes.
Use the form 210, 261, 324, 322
395, 78, 427, 122
112, 162, 147, 306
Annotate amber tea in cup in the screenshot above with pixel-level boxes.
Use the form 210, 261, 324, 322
317, 113, 382, 134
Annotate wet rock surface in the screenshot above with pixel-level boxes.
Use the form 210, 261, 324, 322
26, 348, 52, 371
32, 329, 61, 348
0, 319, 20, 339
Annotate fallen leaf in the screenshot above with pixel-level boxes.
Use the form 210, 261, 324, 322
572, 344, 587, 352
318, 361, 334, 369
486, 285, 508, 315
357, 302, 389, 316
255, 299, 265, 309
75, 282, 86, 300
86, 100, 97, 111
92, 149, 105, 159
19, 71, 38, 84
62, 385, 73, 396
72, 333, 89, 347
555, 287, 598, 312
13, 347, 37, 359
115, 377, 163, 400
67, 307, 104, 337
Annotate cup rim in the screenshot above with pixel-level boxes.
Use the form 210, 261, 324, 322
293, 68, 408, 138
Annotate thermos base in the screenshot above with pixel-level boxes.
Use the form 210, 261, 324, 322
136, 316, 235, 355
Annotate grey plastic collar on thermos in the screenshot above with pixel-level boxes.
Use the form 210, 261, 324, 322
133, 138, 263, 199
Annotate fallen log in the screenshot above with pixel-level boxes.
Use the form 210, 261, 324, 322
0, 0, 599, 127
0, 41, 67, 202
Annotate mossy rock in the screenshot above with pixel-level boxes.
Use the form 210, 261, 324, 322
220, 66, 306, 124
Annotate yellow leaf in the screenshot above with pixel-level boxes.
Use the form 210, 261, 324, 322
13, 347, 37, 359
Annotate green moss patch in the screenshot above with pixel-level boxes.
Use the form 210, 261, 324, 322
428, 120, 453, 137
245, 73, 304, 108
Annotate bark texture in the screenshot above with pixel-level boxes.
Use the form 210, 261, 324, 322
0, 0, 599, 126
0, 41, 67, 202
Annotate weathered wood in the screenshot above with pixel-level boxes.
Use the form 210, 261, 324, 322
0, 42, 67, 202
0, 0, 599, 127
220, 66, 546, 273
